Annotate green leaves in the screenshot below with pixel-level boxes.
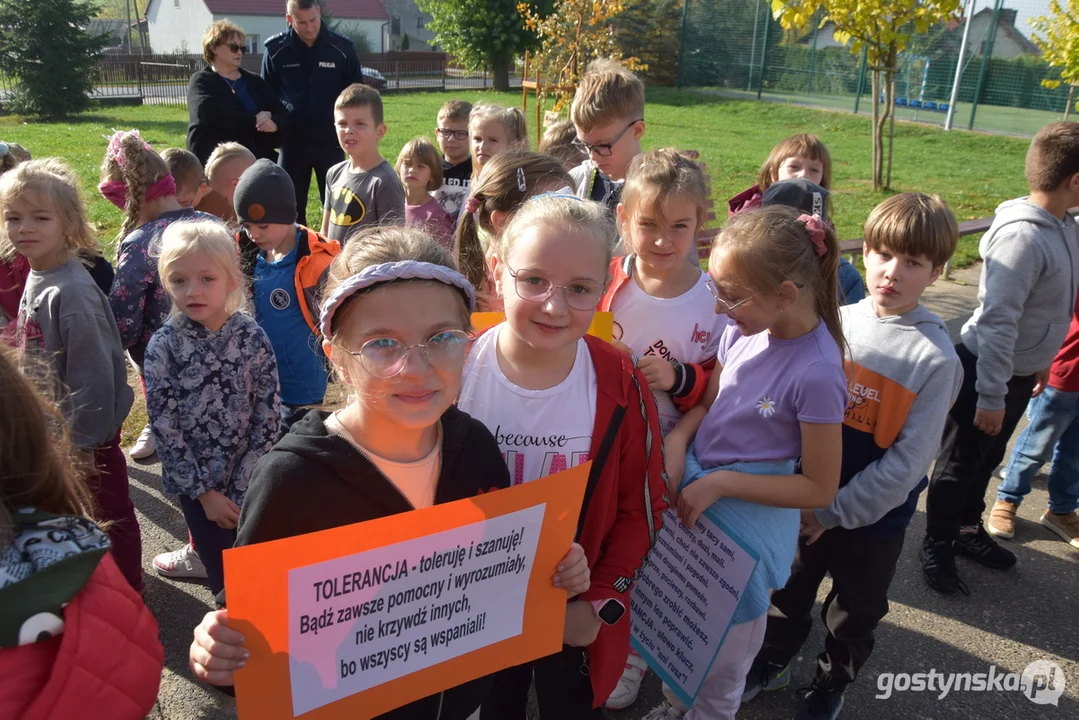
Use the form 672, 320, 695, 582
1031, 0, 1079, 105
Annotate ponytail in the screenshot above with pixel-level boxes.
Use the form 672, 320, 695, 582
506, 107, 528, 148
454, 198, 488, 294
810, 222, 845, 359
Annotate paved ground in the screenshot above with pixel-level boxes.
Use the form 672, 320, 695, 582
137, 266, 1078, 719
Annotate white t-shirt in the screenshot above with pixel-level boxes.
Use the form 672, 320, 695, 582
609, 267, 725, 434
459, 324, 597, 487
324, 412, 439, 509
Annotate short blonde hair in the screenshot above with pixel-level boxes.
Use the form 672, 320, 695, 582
202, 19, 246, 66
205, 142, 255, 183
864, 193, 958, 268
570, 59, 645, 134
0, 159, 100, 264
538, 120, 586, 168
395, 138, 443, 192
156, 220, 248, 317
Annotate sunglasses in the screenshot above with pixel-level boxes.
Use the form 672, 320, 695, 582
223, 42, 245, 54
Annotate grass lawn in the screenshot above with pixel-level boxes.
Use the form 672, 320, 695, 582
2, 87, 1032, 267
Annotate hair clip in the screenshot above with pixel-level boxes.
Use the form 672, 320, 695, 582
517, 167, 527, 193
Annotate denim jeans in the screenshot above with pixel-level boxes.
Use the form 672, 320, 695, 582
997, 386, 1079, 514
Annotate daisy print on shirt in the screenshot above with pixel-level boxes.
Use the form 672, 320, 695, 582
756, 396, 777, 418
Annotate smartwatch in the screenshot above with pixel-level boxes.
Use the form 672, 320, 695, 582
590, 598, 626, 626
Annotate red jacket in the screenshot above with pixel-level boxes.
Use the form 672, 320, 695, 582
0, 254, 30, 344
727, 184, 762, 217
578, 334, 668, 707
0, 554, 164, 720
1050, 293, 1079, 392
599, 256, 717, 412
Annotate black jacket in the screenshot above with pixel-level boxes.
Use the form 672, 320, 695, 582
261, 25, 362, 147
186, 67, 287, 165
234, 408, 511, 720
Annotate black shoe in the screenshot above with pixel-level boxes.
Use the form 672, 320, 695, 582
920, 536, 969, 595
955, 524, 1017, 569
794, 678, 845, 719
742, 656, 791, 702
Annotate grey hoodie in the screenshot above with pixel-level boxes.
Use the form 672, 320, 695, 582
961, 198, 1078, 410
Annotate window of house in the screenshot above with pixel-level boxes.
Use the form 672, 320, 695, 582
391, 16, 401, 36
247, 35, 260, 53
417, 15, 425, 30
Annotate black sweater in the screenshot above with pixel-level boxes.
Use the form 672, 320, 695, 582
234, 408, 511, 720
186, 67, 287, 165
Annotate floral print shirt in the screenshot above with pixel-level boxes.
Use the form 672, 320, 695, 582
144, 312, 281, 503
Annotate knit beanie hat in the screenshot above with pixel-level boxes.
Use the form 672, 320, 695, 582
761, 178, 829, 224
234, 159, 297, 224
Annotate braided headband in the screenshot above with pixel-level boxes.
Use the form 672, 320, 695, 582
319, 261, 477, 338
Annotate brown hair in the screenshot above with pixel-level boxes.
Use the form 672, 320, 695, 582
757, 134, 832, 192
204, 141, 255, 183
161, 147, 205, 195
202, 19, 246, 65
395, 138, 443, 192
1026, 121, 1079, 192
438, 99, 472, 125
538, 120, 586, 169
454, 149, 571, 296
99, 129, 173, 240
0, 159, 102, 264
469, 103, 528, 148
0, 344, 93, 539
620, 148, 710, 239
0, 142, 31, 175
864, 192, 958, 268
711, 205, 845, 356
570, 58, 645, 133
335, 83, 384, 126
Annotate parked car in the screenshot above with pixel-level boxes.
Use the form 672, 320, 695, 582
361, 66, 386, 89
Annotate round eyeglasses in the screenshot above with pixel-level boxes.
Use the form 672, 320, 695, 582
507, 266, 605, 311
343, 330, 471, 378
706, 278, 759, 315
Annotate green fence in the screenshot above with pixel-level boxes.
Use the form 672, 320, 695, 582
678, 0, 1075, 137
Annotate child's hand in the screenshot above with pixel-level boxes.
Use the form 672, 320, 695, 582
637, 356, 675, 392
563, 600, 602, 647
677, 472, 726, 528
552, 542, 590, 598
974, 407, 1005, 436
198, 490, 241, 530
189, 609, 249, 686
663, 434, 688, 504
1032, 368, 1050, 398
799, 509, 827, 545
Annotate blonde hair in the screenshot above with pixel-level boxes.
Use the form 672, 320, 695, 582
620, 148, 710, 242
395, 138, 443, 192
1026, 121, 1079, 192
538, 120, 586, 169
161, 147, 205, 195
469, 103, 528, 148
438, 99, 472, 124
758, 134, 832, 192
100, 129, 173, 240
711, 205, 845, 357
202, 19, 246, 65
205, 142, 256, 183
570, 58, 645, 134
864, 192, 958, 268
0, 159, 101, 264
499, 194, 616, 269
156, 220, 248, 317
454, 150, 571, 295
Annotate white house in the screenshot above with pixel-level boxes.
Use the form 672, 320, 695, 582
144, 0, 389, 56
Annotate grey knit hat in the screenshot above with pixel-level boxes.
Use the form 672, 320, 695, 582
234, 158, 297, 224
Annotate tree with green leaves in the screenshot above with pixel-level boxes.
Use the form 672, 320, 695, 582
1030, 0, 1079, 121
416, 0, 546, 90
771, 0, 962, 190
0, 0, 108, 119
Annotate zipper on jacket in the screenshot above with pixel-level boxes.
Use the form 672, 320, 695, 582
434, 691, 444, 720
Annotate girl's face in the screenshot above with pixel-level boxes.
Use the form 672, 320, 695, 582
621, 194, 699, 274
776, 155, 825, 187
163, 250, 236, 332
494, 223, 607, 354
329, 281, 468, 432
471, 118, 511, 168
708, 249, 784, 337
399, 159, 433, 194
3, 194, 68, 271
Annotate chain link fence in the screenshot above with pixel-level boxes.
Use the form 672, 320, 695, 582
678, 0, 1074, 137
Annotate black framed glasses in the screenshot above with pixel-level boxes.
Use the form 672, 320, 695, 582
436, 128, 469, 141
507, 267, 604, 311
706, 278, 759, 315
343, 330, 471, 378
224, 42, 246, 54
571, 119, 643, 157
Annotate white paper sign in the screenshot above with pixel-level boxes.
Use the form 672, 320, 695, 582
286, 504, 545, 716
630, 507, 759, 706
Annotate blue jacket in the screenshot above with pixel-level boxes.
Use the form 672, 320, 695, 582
262, 25, 362, 147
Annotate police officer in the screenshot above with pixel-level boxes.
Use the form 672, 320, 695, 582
262, 0, 363, 220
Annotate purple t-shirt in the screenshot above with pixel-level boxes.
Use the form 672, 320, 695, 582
405, 197, 455, 252
695, 319, 847, 467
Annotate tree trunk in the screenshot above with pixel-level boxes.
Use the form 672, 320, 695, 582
1066, 84, 1075, 122
871, 69, 882, 191
490, 52, 512, 91
886, 69, 897, 190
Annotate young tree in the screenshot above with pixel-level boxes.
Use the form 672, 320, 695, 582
0, 0, 109, 119
1030, 0, 1079, 121
416, 0, 546, 90
771, 0, 962, 190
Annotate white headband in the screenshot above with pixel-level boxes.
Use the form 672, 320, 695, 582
319, 260, 477, 337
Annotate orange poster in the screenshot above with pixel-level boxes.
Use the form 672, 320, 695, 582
223, 463, 588, 719
471, 311, 614, 342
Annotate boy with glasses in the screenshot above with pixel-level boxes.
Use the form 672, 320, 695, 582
433, 99, 473, 216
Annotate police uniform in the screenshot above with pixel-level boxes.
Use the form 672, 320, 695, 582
262, 25, 362, 219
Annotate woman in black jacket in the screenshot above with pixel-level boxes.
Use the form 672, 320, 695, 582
186, 20, 286, 165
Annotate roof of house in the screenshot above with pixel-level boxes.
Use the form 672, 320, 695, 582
146, 0, 390, 20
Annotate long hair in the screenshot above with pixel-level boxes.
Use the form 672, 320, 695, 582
757, 133, 832, 192
620, 148, 710, 246
100, 130, 173, 241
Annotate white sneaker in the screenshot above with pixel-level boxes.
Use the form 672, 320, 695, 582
130, 424, 156, 460
641, 702, 685, 720
153, 543, 208, 579
605, 650, 649, 709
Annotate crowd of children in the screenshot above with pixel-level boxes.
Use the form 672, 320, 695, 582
1, 56, 1077, 720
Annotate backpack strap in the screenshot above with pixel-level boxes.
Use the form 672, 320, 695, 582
575, 404, 625, 540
